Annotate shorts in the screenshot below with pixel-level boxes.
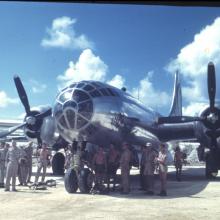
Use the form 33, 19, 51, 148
107, 163, 118, 175
175, 161, 182, 169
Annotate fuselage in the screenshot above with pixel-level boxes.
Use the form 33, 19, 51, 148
52, 80, 196, 150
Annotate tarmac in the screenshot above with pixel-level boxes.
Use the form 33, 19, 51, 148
0, 165, 220, 220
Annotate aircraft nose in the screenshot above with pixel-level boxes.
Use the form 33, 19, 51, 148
54, 87, 93, 131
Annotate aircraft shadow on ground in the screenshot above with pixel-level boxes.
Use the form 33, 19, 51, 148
33, 167, 220, 199
92, 167, 220, 200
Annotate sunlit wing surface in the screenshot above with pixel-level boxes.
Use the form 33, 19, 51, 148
0, 119, 26, 141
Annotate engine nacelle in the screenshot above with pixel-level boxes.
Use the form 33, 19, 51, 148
23, 106, 58, 146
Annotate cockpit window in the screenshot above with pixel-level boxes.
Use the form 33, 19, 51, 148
72, 90, 89, 102
78, 101, 93, 119
91, 82, 101, 88
100, 88, 110, 96
107, 88, 119, 96
65, 109, 75, 129
58, 90, 73, 103
69, 83, 77, 88
59, 115, 69, 129
76, 115, 88, 129
76, 83, 85, 88
90, 89, 101, 97
63, 100, 77, 110
83, 84, 95, 92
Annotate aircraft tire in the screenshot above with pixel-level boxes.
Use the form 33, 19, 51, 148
64, 168, 78, 193
52, 152, 65, 175
205, 152, 218, 179
78, 168, 94, 193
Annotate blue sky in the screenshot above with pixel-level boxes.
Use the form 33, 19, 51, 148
0, 2, 220, 119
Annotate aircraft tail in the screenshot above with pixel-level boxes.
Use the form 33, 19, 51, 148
169, 71, 182, 117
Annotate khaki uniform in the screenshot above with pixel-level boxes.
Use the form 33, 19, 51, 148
24, 145, 33, 182
0, 148, 8, 186
139, 150, 146, 190
120, 148, 132, 193
18, 148, 28, 185
158, 151, 167, 173
35, 149, 50, 183
143, 150, 156, 192
157, 150, 168, 194
5, 147, 21, 191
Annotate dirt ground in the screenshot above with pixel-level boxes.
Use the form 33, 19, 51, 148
0, 165, 220, 220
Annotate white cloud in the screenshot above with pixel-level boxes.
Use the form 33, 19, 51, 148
57, 49, 108, 88
167, 17, 220, 114
57, 50, 170, 110
0, 91, 19, 108
131, 71, 170, 108
182, 102, 208, 116
107, 74, 125, 89
30, 80, 47, 94
41, 16, 94, 50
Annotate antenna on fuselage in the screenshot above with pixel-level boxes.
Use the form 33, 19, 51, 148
121, 87, 127, 92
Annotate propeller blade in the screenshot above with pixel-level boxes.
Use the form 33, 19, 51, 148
206, 129, 219, 149
158, 116, 201, 124
35, 108, 52, 120
207, 62, 216, 112
14, 75, 31, 115
36, 132, 42, 146
0, 122, 26, 138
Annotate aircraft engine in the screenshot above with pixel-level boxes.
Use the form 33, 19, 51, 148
22, 106, 57, 146
0, 76, 54, 145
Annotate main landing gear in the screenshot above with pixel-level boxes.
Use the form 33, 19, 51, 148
64, 141, 94, 193
205, 150, 219, 179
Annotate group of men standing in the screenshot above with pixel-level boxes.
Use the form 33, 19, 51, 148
91, 141, 169, 196
0, 140, 51, 192
64, 141, 169, 196
139, 142, 168, 196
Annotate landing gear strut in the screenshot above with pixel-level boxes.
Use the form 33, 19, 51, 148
205, 151, 218, 179
64, 141, 94, 193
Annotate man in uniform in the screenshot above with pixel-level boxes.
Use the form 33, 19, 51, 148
24, 141, 33, 183
35, 142, 51, 183
143, 143, 157, 195
5, 140, 21, 191
156, 143, 168, 196
174, 145, 183, 181
120, 142, 132, 194
92, 146, 107, 191
139, 145, 146, 190
107, 143, 120, 191
18, 146, 28, 186
0, 142, 7, 188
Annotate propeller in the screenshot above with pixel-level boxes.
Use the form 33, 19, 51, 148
14, 75, 31, 115
207, 62, 216, 113
0, 75, 52, 144
158, 62, 220, 148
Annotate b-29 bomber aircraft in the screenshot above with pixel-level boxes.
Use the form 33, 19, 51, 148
0, 62, 219, 193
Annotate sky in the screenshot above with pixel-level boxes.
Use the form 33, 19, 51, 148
0, 2, 220, 120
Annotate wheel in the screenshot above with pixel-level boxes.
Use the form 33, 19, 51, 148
78, 168, 94, 193
64, 168, 78, 193
52, 152, 65, 175
205, 152, 218, 179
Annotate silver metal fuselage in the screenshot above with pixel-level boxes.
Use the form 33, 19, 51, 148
50, 80, 196, 151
